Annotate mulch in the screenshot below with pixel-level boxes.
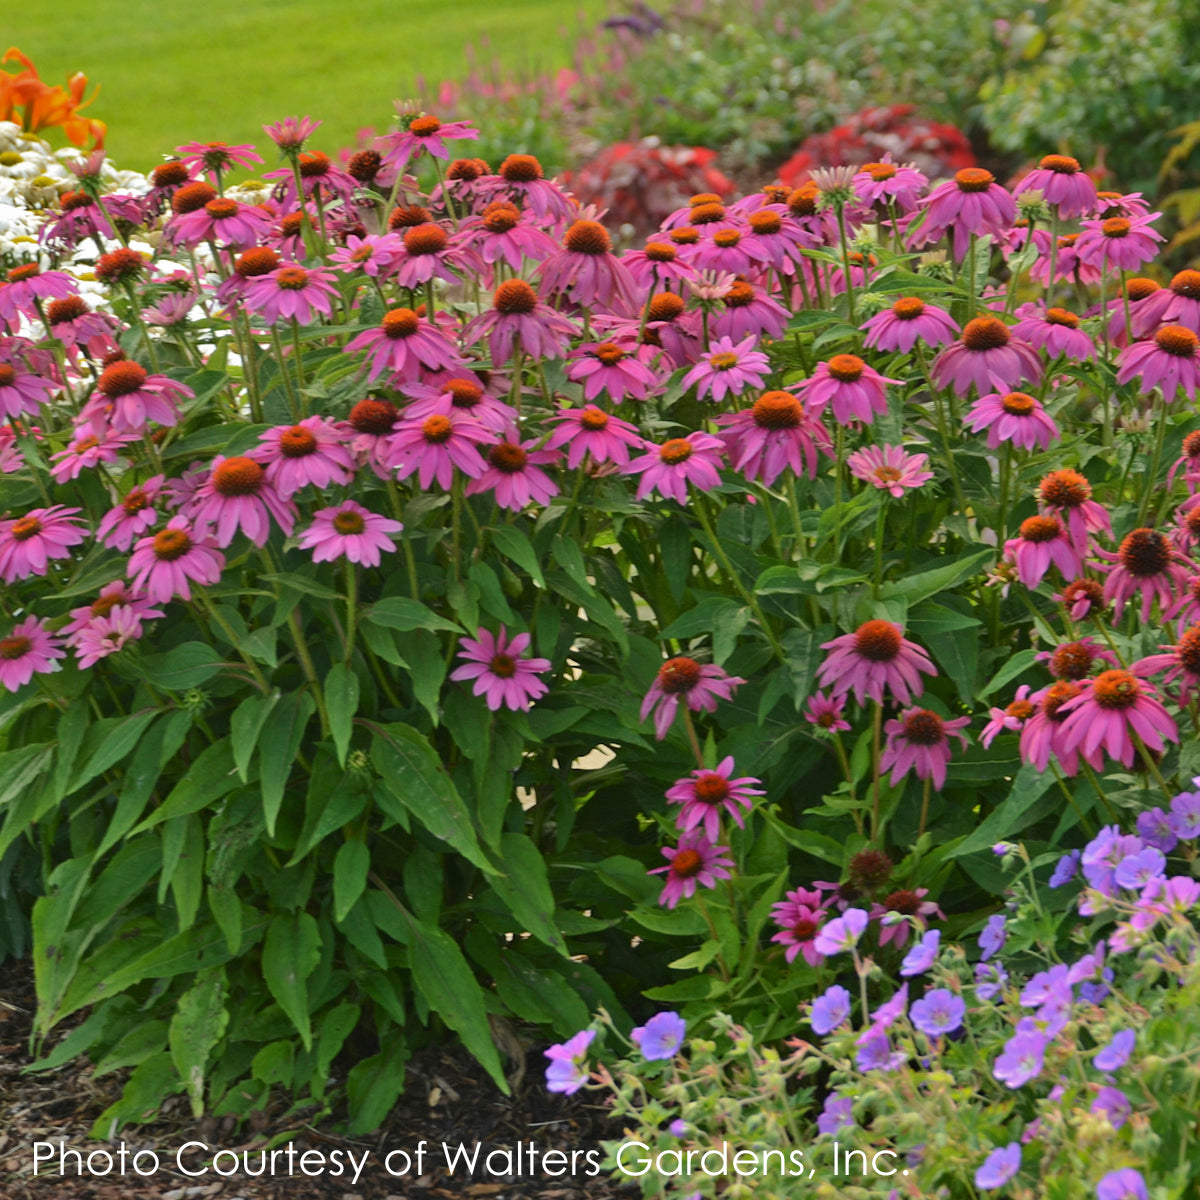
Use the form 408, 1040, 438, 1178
0, 960, 638, 1200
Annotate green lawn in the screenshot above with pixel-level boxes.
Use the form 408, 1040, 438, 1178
8, 1, 604, 171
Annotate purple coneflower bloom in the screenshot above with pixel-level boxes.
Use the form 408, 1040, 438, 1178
242, 264, 340, 326
771, 890, 829, 968
78, 361, 192, 438
0, 505, 87, 583
1038, 469, 1111, 557
186, 456, 297, 547
861, 295, 959, 353
263, 115, 322, 154
816, 620, 936, 708
544, 405, 644, 467
1013, 306, 1097, 361
566, 341, 659, 404
622, 240, 698, 290
388, 405, 494, 490
681, 335, 770, 404
43, 295, 120, 362
665, 756, 763, 840
880, 708, 970, 790
252, 416, 356, 498
710, 279, 789, 342
650, 832, 735, 909
402, 376, 516, 435
297, 502, 402, 567
909, 168, 1016, 260
1131, 625, 1200, 704
49, 428, 137, 484
95, 476, 165, 551
0, 263, 77, 324
1003, 515, 1082, 588
640, 656, 744, 741
716, 390, 831, 485
391, 222, 481, 289
963, 390, 1059, 452
0, 616, 64, 691
847, 444, 933, 496
466, 438, 560, 512
1056, 669, 1177, 771
449, 625, 550, 712
1037, 637, 1116, 681
1115, 325, 1200, 400
346, 307, 465, 385
931, 317, 1042, 397
329, 232, 404, 278
462, 279, 578, 364
74, 606, 147, 669
1097, 527, 1195, 621
482, 154, 575, 227
461, 201, 560, 278
166, 196, 271, 250
0, 342, 56, 419
623, 432, 725, 504
797, 354, 898, 427
1125, 267, 1200, 338
804, 691, 850, 733
378, 112, 478, 172
1075, 212, 1163, 273
127, 517, 225, 603
853, 158, 927, 215
176, 140, 263, 178
1015, 154, 1097, 218
980, 686, 1038, 748
538, 220, 639, 315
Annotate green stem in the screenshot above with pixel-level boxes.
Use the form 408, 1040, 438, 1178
870, 700, 884, 843
289, 317, 308, 416
344, 559, 358, 663
872, 497, 887, 599
835, 203, 855, 323
199, 592, 270, 694
270, 325, 301, 421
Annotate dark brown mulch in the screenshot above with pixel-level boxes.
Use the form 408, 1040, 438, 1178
0, 960, 637, 1200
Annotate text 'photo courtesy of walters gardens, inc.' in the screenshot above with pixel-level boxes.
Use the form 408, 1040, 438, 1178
28, 1138, 911, 1186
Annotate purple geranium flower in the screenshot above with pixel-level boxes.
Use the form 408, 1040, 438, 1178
544, 1030, 595, 1095
1095, 1169, 1148, 1200
631, 1012, 686, 1061
816, 1095, 854, 1137
979, 914, 1007, 962
810, 985, 852, 1035
909, 988, 966, 1037
900, 929, 941, 977
993, 1019, 1048, 1088
975, 1143, 1021, 1190
1093, 1029, 1135, 1072
814, 908, 869, 956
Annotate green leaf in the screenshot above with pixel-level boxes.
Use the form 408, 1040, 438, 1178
325, 662, 360, 767
370, 724, 495, 874
69, 710, 158, 796
345, 1035, 409, 1135
487, 834, 568, 956
880, 548, 994, 606
262, 913, 321, 1051
51, 703, 90, 803
169, 969, 229, 1118
230, 692, 280, 784
952, 764, 1056, 857
365, 597, 461, 634
313, 1002, 359, 1096
907, 601, 983, 636
139, 643, 224, 690
406, 913, 508, 1094
403, 629, 446, 728
89, 1052, 182, 1136
979, 648, 1039, 699
925, 625, 979, 703
131, 739, 240, 833
659, 596, 744, 640
259, 692, 316, 835
260, 571, 342, 600
0, 744, 55, 859
252, 1040, 295, 1087
333, 840, 370, 924
644, 976, 721, 1002
489, 524, 545, 589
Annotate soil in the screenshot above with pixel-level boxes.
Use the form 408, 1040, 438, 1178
0, 960, 637, 1200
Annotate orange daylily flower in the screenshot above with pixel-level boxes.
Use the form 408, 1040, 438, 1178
1, 47, 105, 148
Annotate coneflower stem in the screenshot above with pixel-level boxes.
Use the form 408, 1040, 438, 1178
871, 700, 884, 842
917, 775, 932, 840
835, 203, 856, 323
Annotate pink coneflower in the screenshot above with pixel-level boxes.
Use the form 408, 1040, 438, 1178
264, 150, 359, 209
1036, 637, 1117, 681
1014, 155, 1097, 219
95, 475, 165, 551
665, 756, 764, 840
930, 317, 1042, 397
711, 279, 789, 342
1056, 669, 1178, 772
881, 708, 970, 790
804, 691, 851, 734
963, 391, 1060, 452
166, 196, 272, 251
0, 344, 58, 419
43, 295, 121, 361
681, 335, 771, 404
465, 437, 560, 512
909, 168, 1016, 260
1028, 231, 1104, 288
141, 292, 197, 329
0, 263, 77, 325
815, 620, 936, 708
0, 617, 64, 692
251, 416, 356, 497
0, 425, 21, 474
797, 354, 899, 427
1131, 626, 1200, 705
328, 232, 404, 279
388, 407, 495, 489
462, 279, 578, 364
1097, 528, 1195, 621
870, 888, 943, 949
345, 307, 465, 385
1053, 577, 1107, 622
853, 158, 928, 215
336, 397, 399, 479
1115, 326, 1200, 400
741, 206, 817, 272
1019, 681, 1083, 775
1172, 503, 1200, 555
650, 832, 735, 909
49, 428, 136, 483
621, 241, 697, 290
1013, 307, 1097, 361
861, 296, 959, 354
0, 505, 87, 583
1124, 268, 1200, 339
691, 226, 755, 277
1038, 469, 1111, 557
60, 581, 164, 644
1003, 515, 1083, 588
847, 444, 933, 496
297, 501, 404, 567
378, 112, 478, 172
715, 390, 830, 485
1075, 212, 1164, 273
78, 361, 192, 437
186, 455, 296, 547
640, 656, 745, 741
461, 200, 561, 276
770, 887, 830, 967
481, 154, 574, 226
449, 625, 550, 712
544, 405, 644, 467
242, 264, 340, 326
980, 685, 1037, 748
175, 140, 264, 179
537, 220, 639, 315
402, 376, 516, 434
623, 432, 725, 504
263, 115, 322, 155
566, 341, 659, 404
74, 606, 147, 670
215, 246, 282, 306
127, 517, 225, 603
390, 222, 481, 289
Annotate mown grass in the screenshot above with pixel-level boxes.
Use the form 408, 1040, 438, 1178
8, 1, 603, 170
